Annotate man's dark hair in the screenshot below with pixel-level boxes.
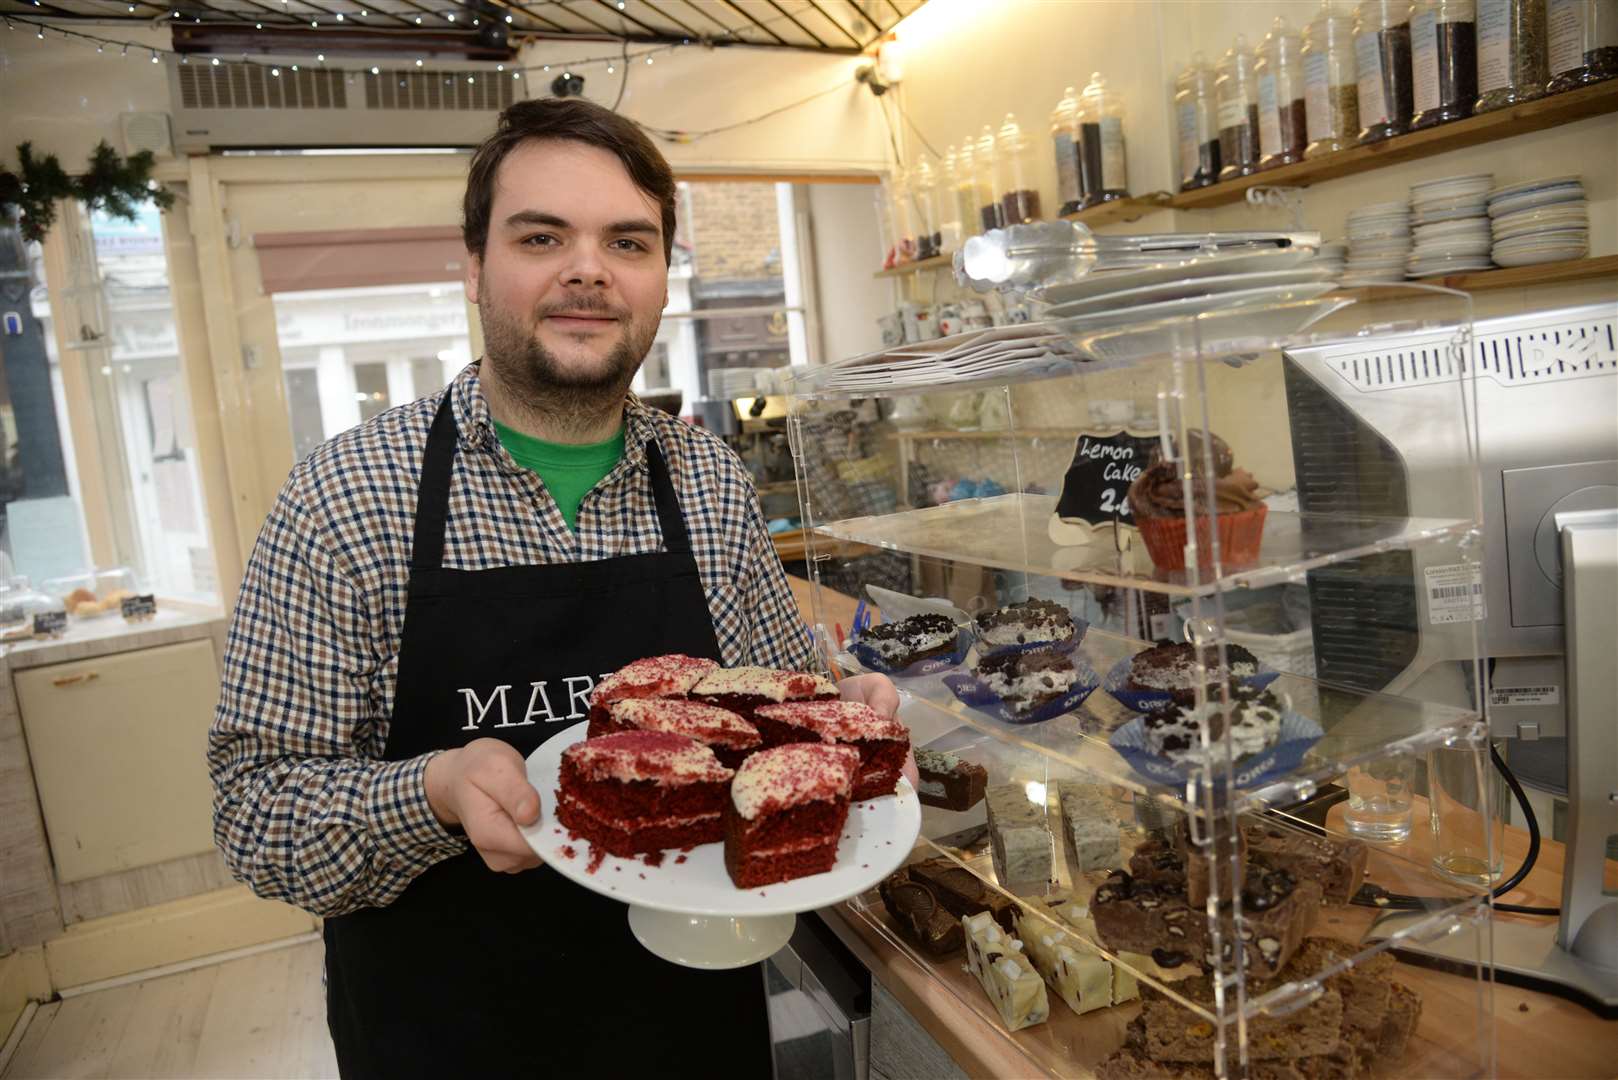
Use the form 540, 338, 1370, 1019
462, 97, 677, 264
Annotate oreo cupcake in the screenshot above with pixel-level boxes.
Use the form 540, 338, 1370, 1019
974, 598, 1077, 650
850, 612, 966, 675
1127, 430, 1266, 573
1142, 683, 1286, 767
971, 647, 1086, 719
1122, 640, 1260, 695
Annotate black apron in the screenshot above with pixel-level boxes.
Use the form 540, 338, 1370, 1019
322, 393, 773, 1078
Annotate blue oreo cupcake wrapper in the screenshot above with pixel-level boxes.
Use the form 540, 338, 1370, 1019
1108, 711, 1324, 790
1101, 654, 1282, 715
968, 617, 1091, 661
941, 654, 1101, 725
848, 625, 974, 678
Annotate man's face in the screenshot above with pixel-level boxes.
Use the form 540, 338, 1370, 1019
467, 138, 668, 402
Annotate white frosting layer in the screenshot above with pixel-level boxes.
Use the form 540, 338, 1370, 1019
692, 666, 837, 702
730, 743, 859, 820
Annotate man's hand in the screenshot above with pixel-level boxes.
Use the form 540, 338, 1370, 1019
424, 739, 543, 873
837, 672, 918, 791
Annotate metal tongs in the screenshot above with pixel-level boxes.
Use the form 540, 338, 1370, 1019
955, 220, 1322, 293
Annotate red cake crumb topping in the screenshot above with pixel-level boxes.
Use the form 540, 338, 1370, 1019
563, 730, 733, 785
586, 848, 606, 874
560, 846, 576, 860
731, 743, 859, 820
643, 851, 665, 867
608, 698, 762, 750
591, 654, 718, 707
755, 700, 907, 743
691, 666, 837, 702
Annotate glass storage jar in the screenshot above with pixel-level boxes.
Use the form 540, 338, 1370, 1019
1216, 35, 1261, 180
974, 124, 1003, 232
1077, 72, 1130, 207
911, 157, 942, 260
1050, 86, 1083, 216
994, 114, 1042, 224
952, 136, 987, 240
889, 168, 917, 265
1257, 17, 1309, 168
1412, 0, 1480, 126
1475, 0, 1549, 110
1305, 0, 1362, 157
937, 145, 966, 252
1174, 53, 1221, 189
1356, 0, 1416, 140
1546, 0, 1618, 91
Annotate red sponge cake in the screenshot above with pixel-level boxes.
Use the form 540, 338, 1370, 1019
556, 731, 733, 857
692, 667, 839, 747
724, 743, 860, 888
754, 700, 910, 801
590, 698, 762, 770
588, 654, 719, 726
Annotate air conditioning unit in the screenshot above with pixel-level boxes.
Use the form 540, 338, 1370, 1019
165, 57, 527, 153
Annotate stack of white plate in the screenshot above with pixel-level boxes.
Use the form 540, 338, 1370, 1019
1406, 174, 1494, 278
1489, 176, 1590, 267
1313, 240, 1348, 277
1342, 203, 1411, 286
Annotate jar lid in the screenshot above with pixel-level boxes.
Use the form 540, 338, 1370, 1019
995, 113, 1025, 149
1051, 85, 1080, 127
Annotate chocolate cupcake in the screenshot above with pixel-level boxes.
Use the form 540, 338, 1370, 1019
1126, 429, 1266, 572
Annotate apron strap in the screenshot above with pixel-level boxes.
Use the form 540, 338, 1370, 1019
411, 391, 459, 572
644, 440, 693, 556
412, 391, 695, 567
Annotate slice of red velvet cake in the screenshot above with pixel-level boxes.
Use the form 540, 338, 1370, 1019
753, 700, 910, 801
587, 654, 719, 727
691, 667, 839, 747
589, 697, 763, 770
556, 731, 734, 858
724, 743, 860, 888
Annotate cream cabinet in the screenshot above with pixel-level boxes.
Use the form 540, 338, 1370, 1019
15, 639, 221, 884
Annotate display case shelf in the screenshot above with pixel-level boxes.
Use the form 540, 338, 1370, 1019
845, 633, 1482, 820
874, 252, 954, 278
813, 492, 1474, 598
844, 825, 1489, 1075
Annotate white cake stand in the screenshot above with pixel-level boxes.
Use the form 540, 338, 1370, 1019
522, 722, 921, 970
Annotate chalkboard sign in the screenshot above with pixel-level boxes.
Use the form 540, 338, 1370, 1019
121, 594, 158, 621
1053, 429, 1160, 527
32, 610, 67, 637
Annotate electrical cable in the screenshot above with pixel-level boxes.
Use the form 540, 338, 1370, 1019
609, 37, 629, 111
636, 78, 850, 143
892, 95, 941, 160
1350, 741, 1559, 917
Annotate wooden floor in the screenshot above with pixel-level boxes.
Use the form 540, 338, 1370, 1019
3, 937, 337, 1080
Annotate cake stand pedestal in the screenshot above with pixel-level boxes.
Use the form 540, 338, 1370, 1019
523, 721, 921, 971
627, 907, 797, 969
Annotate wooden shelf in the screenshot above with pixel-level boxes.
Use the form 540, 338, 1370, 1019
1338, 255, 1618, 297
874, 252, 953, 278
1060, 192, 1173, 227
1169, 80, 1618, 210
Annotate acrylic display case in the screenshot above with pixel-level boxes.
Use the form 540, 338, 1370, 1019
785, 282, 1495, 1077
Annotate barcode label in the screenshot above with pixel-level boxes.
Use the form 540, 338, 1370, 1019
1490, 685, 1560, 707
1424, 564, 1486, 624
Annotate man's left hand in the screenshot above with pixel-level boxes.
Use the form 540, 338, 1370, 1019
837, 672, 918, 791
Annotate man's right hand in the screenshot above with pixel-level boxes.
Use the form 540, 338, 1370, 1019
424, 738, 544, 873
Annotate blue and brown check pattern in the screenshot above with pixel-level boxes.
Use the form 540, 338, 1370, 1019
208, 361, 814, 916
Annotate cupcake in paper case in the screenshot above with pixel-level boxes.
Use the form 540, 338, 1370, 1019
972, 598, 1087, 657
849, 612, 972, 678
1126, 429, 1267, 573
1109, 683, 1323, 790
942, 645, 1100, 724
1103, 640, 1280, 714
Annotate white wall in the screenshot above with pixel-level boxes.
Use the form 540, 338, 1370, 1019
0, 25, 173, 164
807, 182, 889, 365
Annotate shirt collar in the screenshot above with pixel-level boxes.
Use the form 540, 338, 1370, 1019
452, 360, 659, 468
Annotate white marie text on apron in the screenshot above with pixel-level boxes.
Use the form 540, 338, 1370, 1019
457, 673, 613, 730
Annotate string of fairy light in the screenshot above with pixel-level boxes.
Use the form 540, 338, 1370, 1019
2, 11, 687, 82
2, 8, 869, 143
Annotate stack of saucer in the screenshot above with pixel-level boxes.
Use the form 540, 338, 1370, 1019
1406, 174, 1494, 278
1489, 177, 1589, 267
1341, 203, 1410, 286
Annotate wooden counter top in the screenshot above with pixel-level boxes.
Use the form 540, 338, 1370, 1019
785, 576, 1618, 1078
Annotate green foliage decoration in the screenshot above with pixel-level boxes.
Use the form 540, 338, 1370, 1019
0, 141, 176, 243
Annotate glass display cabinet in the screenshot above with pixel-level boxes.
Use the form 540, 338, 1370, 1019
785, 278, 1495, 1077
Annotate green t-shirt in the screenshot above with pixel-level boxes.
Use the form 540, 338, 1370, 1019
492, 419, 625, 531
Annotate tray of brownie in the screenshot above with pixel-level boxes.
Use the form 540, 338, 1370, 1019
519, 655, 922, 968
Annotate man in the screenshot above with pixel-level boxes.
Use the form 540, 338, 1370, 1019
209, 97, 898, 1078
